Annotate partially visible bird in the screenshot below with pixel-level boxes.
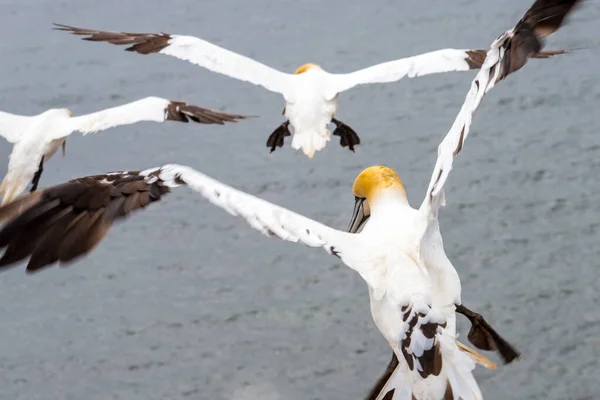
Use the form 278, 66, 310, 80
0, 96, 247, 204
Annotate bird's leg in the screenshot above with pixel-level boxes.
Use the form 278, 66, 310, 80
266, 121, 291, 153
364, 352, 399, 400
455, 304, 521, 364
30, 156, 45, 193
331, 118, 360, 152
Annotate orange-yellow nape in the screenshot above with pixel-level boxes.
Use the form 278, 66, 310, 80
294, 63, 321, 74
352, 166, 406, 201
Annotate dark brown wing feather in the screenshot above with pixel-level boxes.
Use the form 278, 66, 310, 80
165, 102, 249, 125
522, 0, 583, 38
0, 172, 171, 273
502, 0, 582, 77
53, 24, 173, 54
465, 50, 488, 69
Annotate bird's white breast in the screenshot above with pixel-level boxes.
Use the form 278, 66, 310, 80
356, 206, 429, 296
283, 70, 338, 134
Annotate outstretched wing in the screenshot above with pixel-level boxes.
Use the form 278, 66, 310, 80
325, 48, 487, 99
0, 171, 171, 272
522, 0, 583, 39
0, 164, 362, 273
55, 96, 246, 139
53, 24, 294, 94
420, 0, 581, 213
0, 111, 34, 143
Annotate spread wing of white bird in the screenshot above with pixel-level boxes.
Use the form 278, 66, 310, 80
53, 96, 247, 139
420, 0, 581, 215
53, 24, 294, 95
419, 46, 505, 217
325, 48, 487, 99
414, 0, 581, 333
53, 24, 490, 101
0, 111, 34, 144
0, 164, 365, 273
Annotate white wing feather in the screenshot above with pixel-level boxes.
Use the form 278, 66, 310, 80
143, 164, 365, 271
53, 96, 177, 138
416, 35, 511, 315
0, 111, 33, 143
158, 35, 293, 94
420, 35, 508, 215
326, 48, 480, 99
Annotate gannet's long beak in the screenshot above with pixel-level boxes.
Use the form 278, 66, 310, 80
62, 141, 66, 157
348, 196, 369, 234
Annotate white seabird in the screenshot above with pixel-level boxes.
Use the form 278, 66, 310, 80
0, 96, 247, 204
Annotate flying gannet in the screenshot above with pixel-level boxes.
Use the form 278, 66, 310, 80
54, 23, 564, 158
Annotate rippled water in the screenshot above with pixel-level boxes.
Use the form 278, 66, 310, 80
0, 1, 599, 399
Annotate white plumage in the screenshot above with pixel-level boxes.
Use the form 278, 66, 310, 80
0, 21, 510, 400
55, 23, 488, 158
0, 96, 244, 204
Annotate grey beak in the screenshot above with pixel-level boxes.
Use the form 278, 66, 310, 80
348, 196, 369, 233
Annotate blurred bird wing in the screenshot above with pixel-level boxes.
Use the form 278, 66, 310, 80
521, 0, 583, 38
420, 0, 580, 216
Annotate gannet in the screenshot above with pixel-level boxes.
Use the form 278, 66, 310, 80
0, 96, 247, 204
52, 23, 559, 158
0, 163, 489, 399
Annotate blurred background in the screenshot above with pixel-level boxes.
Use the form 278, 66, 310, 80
0, 0, 598, 399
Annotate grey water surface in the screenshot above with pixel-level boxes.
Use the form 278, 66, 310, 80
0, 0, 599, 399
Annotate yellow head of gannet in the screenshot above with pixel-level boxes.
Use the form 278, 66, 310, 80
348, 166, 407, 233
294, 63, 322, 74
63, 108, 73, 117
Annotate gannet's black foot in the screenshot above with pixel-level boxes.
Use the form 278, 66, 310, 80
456, 303, 521, 364
30, 157, 45, 193
266, 121, 291, 153
331, 118, 360, 152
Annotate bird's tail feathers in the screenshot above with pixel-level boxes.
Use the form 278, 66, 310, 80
374, 362, 412, 400
435, 334, 483, 400
376, 335, 482, 400
290, 129, 330, 158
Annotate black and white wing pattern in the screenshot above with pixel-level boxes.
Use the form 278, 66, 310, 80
421, 0, 582, 211
52, 24, 294, 94
0, 165, 362, 274
59, 96, 247, 139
